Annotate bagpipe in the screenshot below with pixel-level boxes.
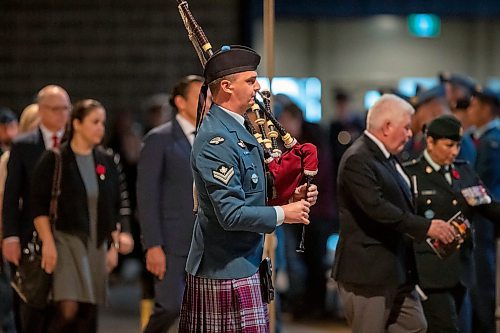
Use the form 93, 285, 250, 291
177, 0, 318, 251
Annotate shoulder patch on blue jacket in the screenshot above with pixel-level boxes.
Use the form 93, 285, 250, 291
210, 136, 225, 145
212, 164, 234, 185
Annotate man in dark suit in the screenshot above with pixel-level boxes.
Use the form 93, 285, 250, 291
332, 94, 456, 333
404, 115, 500, 332
2, 85, 70, 333
137, 75, 204, 333
467, 86, 500, 333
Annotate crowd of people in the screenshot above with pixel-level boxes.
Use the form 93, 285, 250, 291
0, 43, 499, 333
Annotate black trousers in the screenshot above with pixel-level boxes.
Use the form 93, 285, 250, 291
422, 284, 466, 333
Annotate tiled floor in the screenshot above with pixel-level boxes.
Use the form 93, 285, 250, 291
99, 280, 351, 333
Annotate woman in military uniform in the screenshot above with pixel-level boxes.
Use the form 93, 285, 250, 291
404, 115, 500, 333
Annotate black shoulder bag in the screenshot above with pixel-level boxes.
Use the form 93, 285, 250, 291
11, 149, 62, 309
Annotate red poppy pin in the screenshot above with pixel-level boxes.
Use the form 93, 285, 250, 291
96, 164, 106, 180
451, 168, 460, 180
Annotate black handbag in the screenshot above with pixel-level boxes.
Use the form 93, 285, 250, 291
11, 149, 62, 309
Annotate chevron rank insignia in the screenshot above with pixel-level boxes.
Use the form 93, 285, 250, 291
210, 136, 225, 145
212, 164, 234, 185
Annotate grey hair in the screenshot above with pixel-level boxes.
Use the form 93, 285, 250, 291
366, 94, 414, 131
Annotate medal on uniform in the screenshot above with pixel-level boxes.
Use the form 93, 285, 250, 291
424, 209, 435, 219
461, 185, 492, 206
251, 173, 258, 184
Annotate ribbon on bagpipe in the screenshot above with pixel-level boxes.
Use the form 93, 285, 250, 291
176, 0, 318, 215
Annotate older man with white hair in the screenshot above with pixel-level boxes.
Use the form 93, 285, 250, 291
332, 94, 457, 333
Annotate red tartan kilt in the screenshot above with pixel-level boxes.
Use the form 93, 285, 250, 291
179, 272, 269, 333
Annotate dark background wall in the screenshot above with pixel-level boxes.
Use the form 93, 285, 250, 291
249, 0, 500, 18
2, 0, 499, 121
0, 0, 243, 119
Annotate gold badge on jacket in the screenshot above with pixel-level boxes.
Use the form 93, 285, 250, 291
209, 136, 225, 145
212, 164, 234, 185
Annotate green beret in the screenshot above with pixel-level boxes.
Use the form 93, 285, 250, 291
204, 45, 260, 83
426, 115, 463, 142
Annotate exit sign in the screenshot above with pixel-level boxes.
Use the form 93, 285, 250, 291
408, 14, 441, 38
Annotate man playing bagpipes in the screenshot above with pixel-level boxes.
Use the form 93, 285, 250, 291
175, 2, 320, 331
178, 44, 318, 333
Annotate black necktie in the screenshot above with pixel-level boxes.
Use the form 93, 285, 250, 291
389, 156, 412, 199
439, 166, 451, 185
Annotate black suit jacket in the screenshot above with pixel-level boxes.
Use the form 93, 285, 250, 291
332, 134, 431, 288
2, 129, 45, 246
137, 118, 195, 256
404, 157, 500, 289
30, 143, 125, 247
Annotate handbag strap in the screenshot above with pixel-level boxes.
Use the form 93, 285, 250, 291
48, 149, 62, 224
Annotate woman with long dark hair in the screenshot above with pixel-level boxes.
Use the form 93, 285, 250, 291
32, 99, 129, 332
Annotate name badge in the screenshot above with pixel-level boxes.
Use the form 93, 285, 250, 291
421, 190, 437, 196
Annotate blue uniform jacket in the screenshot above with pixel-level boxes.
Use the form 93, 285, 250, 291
186, 104, 277, 279
475, 119, 500, 200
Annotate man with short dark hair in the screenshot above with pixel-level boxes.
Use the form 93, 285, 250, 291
178, 45, 317, 332
137, 74, 204, 333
